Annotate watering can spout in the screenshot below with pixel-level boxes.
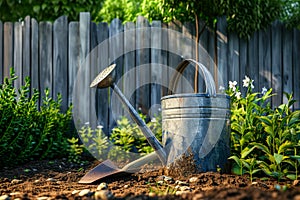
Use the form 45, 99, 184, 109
90, 64, 167, 166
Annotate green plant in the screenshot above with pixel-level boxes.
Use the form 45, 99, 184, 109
0, 68, 73, 167
227, 76, 300, 182
67, 137, 85, 164
78, 113, 162, 162
79, 123, 110, 161
148, 180, 178, 196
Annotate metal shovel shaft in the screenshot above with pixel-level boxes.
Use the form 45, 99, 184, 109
111, 83, 167, 165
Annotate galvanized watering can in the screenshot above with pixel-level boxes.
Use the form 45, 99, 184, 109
81, 59, 230, 183
161, 59, 230, 172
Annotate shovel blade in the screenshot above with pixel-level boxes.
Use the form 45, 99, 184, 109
79, 159, 123, 184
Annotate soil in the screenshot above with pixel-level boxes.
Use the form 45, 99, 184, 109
1, 157, 300, 200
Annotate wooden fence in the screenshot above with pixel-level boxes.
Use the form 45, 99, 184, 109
0, 12, 299, 133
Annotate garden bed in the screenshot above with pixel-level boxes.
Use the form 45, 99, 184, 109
1, 158, 300, 200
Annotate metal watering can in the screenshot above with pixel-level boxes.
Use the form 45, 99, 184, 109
79, 59, 230, 184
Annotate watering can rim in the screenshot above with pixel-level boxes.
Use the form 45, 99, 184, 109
161, 93, 230, 100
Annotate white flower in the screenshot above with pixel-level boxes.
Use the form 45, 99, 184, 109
243, 75, 254, 88
229, 81, 237, 91
261, 87, 268, 95
219, 86, 225, 93
151, 118, 157, 123
235, 91, 241, 99
97, 125, 104, 129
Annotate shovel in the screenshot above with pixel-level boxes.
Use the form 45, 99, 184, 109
79, 151, 158, 184
79, 64, 167, 184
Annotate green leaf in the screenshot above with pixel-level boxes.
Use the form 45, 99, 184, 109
241, 146, 256, 159
252, 143, 270, 154
33, 5, 40, 13
274, 153, 284, 165
229, 155, 242, 167
260, 116, 272, 126
290, 155, 300, 162
286, 174, 297, 180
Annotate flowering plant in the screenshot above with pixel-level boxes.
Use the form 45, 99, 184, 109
224, 76, 300, 182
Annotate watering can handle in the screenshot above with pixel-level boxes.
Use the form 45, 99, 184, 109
167, 59, 217, 97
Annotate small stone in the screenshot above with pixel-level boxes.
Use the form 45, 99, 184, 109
124, 184, 129, 189
11, 179, 22, 184
94, 190, 114, 200
157, 180, 164, 185
79, 189, 91, 197
294, 180, 300, 186
0, 195, 10, 200
163, 176, 173, 182
175, 180, 188, 186
97, 182, 108, 190
34, 179, 40, 183
189, 177, 199, 183
71, 190, 79, 195
294, 194, 300, 200
272, 192, 278, 198
179, 186, 191, 191
192, 193, 204, 200
251, 181, 258, 185
148, 192, 156, 197
175, 191, 190, 195
9, 192, 21, 196
36, 197, 49, 200
46, 178, 56, 182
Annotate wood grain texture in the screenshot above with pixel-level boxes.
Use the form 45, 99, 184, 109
53, 16, 68, 111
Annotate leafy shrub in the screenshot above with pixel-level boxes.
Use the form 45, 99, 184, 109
227, 76, 300, 181
0, 68, 72, 168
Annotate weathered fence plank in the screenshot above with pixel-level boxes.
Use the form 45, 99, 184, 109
271, 21, 283, 107
168, 20, 182, 94
96, 22, 109, 133
258, 27, 272, 93
181, 22, 195, 94
282, 27, 293, 104
78, 12, 91, 126
0, 21, 3, 83
217, 17, 228, 90
14, 22, 23, 90
39, 22, 53, 97
150, 20, 163, 117
293, 29, 300, 109
136, 16, 150, 114
109, 18, 123, 129
248, 32, 259, 92
22, 16, 31, 84
3, 22, 13, 79
68, 21, 80, 106
239, 39, 247, 94
90, 22, 99, 129
31, 19, 39, 97
53, 16, 68, 112
227, 33, 239, 86
124, 22, 136, 112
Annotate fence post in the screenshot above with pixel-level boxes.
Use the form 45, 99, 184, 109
14, 22, 23, 90
39, 21, 53, 98
31, 18, 39, 102
3, 22, 13, 79
23, 16, 31, 87
53, 15, 68, 112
